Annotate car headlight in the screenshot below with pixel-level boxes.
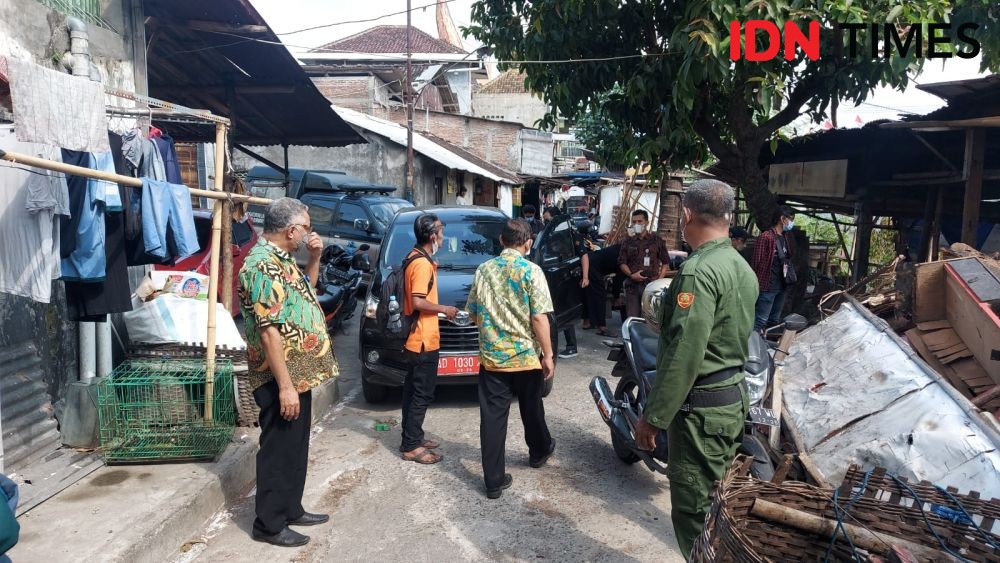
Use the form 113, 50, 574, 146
365, 294, 379, 319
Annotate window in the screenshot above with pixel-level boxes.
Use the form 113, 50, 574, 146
334, 203, 368, 236
368, 201, 413, 231
307, 203, 336, 235
542, 220, 575, 264
383, 219, 505, 270
37, 1, 115, 31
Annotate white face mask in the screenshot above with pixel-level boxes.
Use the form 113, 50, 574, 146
632, 223, 646, 235
431, 240, 439, 255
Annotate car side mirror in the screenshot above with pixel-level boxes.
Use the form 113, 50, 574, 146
354, 218, 371, 232
352, 253, 372, 272
358, 243, 371, 252
783, 314, 808, 331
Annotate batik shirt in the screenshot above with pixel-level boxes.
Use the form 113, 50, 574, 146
467, 248, 554, 372
238, 239, 339, 392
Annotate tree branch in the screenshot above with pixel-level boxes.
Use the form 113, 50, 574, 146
692, 112, 737, 163
758, 76, 824, 139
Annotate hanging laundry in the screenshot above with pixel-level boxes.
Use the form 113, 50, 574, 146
0, 127, 70, 303
110, 131, 167, 266
120, 129, 166, 180
60, 149, 115, 281
141, 178, 200, 260
6, 58, 110, 153
90, 152, 123, 212
151, 133, 182, 185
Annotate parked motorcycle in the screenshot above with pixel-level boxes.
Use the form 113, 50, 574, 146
317, 243, 371, 332
590, 312, 807, 480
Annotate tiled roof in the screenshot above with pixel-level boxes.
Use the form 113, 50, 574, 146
312, 25, 466, 54
478, 70, 530, 95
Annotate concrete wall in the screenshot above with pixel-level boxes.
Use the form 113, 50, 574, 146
472, 92, 549, 129
384, 107, 524, 174
231, 132, 444, 206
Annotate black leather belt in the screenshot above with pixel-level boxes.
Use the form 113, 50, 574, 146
695, 366, 740, 386
680, 373, 746, 413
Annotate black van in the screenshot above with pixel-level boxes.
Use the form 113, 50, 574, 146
358, 206, 584, 403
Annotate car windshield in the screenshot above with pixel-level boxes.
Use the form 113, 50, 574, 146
369, 201, 413, 230
383, 217, 505, 269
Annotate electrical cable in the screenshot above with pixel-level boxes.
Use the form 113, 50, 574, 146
276, 0, 460, 36
887, 474, 970, 561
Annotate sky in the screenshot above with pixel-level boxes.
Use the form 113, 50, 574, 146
249, 1, 992, 129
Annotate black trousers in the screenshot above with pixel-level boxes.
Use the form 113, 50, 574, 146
479, 367, 553, 490
563, 326, 577, 348
401, 349, 439, 452
253, 379, 312, 536
586, 277, 608, 328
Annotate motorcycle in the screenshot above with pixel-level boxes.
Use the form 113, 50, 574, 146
317, 243, 371, 332
590, 313, 807, 480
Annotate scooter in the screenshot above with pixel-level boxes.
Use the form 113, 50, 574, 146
590, 313, 807, 480
317, 244, 371, 332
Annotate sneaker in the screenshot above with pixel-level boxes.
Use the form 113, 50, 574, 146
558, 347, 578, 359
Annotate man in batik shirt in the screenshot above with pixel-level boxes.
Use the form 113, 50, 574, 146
239, 198, 338, 548
467, 219, 556, 499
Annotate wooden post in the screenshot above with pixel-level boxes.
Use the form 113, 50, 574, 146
961, 128, 986, 246
919, 188, 936, 262
931, 187, 944, 262
220, 198, 234, 315
853, 199, 873, 284
204, 124, 226, 421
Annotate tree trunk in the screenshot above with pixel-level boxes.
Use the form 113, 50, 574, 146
658, 174, 683, 249
736, 140, 779, 231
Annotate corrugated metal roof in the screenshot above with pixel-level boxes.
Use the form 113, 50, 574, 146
142, 0, 364, 147
334, 106, 522, 185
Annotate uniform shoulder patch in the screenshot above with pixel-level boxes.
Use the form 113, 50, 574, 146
677, 292, 694, 309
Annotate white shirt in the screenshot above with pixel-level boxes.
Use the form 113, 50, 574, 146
455, 195, 470, 206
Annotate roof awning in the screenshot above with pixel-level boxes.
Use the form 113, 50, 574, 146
333, 106, 522, 184
143, 0, 363, 147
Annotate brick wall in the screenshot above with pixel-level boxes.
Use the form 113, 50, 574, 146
312, 76, 385, 112
385, 107, 523, 173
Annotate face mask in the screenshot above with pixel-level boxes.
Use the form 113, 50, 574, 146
431, 240, 440, 255
783, 220, 795, 232
632, 223, 646, 235
524, 215, 534, 220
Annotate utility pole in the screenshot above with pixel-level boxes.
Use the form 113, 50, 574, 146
405, 0, 415, 202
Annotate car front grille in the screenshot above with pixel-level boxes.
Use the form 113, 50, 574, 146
439, 322, 479, 354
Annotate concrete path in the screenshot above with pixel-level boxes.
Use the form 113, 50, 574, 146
170, 321, 683, 563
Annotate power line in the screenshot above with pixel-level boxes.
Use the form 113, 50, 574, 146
275, 0, 459, 36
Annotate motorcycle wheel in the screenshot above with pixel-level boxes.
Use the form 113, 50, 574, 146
612, 377, 641, 464
740, 434, 775, 482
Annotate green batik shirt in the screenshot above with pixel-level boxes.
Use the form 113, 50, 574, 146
238, 239, 339, 392
645, 237, 758, 428
467, 248, 554, 372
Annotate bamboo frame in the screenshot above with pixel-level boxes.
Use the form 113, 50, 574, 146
1, 128, 270, 422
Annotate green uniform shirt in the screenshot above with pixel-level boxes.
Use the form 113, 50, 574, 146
645, 237, 758, 429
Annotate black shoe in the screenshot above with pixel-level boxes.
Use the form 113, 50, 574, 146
558, 347, 578, 359
252, 526, 310, 547
486, 474, 513, 499
288, 512, 330, 526
529, 440, 556, 468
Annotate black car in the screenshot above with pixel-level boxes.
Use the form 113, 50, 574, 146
359, 206, 584, 403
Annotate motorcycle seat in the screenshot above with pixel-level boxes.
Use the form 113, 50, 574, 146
628, 321, 660, 373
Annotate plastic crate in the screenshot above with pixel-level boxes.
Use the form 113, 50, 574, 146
97, 359, 235, 463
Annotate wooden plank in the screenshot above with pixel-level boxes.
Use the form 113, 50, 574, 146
940, 348, 975, 364
917, 320, 953, 332
769, 365, 784, 450
924, 328, 962, 350
945, 267, 1000, 385
914, 262, 946, 322
906, 329, 974, 399
973, 385, 1000, 406
961, 128, 986, 245
932, 342, 969, 358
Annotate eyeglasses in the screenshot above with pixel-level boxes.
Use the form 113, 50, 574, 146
290, 223, 311, 232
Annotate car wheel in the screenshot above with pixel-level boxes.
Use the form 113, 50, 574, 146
361, 368, 390, 403
612, 377, 641, 464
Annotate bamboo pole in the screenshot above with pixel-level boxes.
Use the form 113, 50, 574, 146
750, 499, 959, 562
0, 149, 272, 205
220, 198, 234, 315
204, 124, 226, 421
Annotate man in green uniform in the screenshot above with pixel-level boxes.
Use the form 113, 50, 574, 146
634, 180, 759, 559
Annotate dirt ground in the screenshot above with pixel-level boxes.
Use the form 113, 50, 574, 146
169, 317, 684, 563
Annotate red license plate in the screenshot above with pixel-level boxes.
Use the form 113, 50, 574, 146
438, 355, 479, 376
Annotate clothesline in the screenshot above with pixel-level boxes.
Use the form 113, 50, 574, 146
0, 148, 273, 205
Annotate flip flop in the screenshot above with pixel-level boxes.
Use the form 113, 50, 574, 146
402, 447, 443, 464
422, 440, 440, 449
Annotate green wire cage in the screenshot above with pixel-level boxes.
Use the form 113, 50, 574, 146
97, 359, 236, 463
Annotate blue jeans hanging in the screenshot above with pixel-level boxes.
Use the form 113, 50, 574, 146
141, 178, 200, 260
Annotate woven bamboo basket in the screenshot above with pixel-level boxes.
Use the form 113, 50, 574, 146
692, 456, 1000, 562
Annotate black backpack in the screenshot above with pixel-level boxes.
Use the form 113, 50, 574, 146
377, 247, 434, 348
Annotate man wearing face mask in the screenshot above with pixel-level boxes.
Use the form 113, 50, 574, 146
617, 210, 671, 318
633, 180, 757, 559
239, 198, 336, 547
399, 213, 460, 465
521, 204, 543, 236
749, 205, 796, 331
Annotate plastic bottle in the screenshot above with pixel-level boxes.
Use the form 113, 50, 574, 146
388, 295, 402, 333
